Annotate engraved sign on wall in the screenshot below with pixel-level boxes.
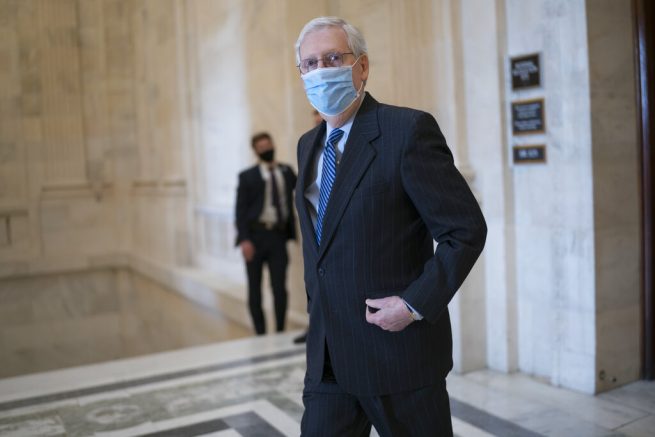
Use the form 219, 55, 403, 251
511, 98, 545, 135
510, 53, 541, 90
513, 145, 546, 164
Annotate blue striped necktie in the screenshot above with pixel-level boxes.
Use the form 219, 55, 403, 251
316, 128, 344, 244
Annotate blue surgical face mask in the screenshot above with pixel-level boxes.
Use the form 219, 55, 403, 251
301, 58, 364, 116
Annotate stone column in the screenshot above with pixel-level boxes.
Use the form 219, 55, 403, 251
587, 0, 641, 393
432, 0, 490, 373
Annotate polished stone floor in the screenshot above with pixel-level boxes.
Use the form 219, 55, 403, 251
0, 332, 653, 436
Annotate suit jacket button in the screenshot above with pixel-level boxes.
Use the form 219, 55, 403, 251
318, 268, 325, 276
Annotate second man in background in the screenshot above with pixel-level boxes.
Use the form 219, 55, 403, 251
235, 133, 297, 335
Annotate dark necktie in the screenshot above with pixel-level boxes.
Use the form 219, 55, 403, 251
316, 128, 344, 244
269, 166, 283, 225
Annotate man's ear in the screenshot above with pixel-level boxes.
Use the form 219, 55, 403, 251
359, 54, 369, 82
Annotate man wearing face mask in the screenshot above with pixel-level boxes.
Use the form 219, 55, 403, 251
235, 132, 297, 336
294, 17, 487, 436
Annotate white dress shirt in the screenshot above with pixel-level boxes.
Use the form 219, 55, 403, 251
258, 163, 288, 225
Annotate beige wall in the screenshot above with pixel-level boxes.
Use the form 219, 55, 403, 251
0, 0, 191, 272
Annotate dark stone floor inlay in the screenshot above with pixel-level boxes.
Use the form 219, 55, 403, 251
0, 348, 305, 412
450, 398, 545, 437
138, 411, 286, 436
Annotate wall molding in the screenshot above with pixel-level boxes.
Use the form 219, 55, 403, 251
131, 179, 187, 197
40, 182, 113, 200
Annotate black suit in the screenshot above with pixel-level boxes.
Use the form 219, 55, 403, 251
296, 94, 487, 435
235, 163, 297, 334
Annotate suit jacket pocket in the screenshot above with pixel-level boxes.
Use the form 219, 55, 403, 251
365, 286, 406, 299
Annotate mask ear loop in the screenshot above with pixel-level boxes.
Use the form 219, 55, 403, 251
349, 55, 366, 107
332, 78, 365, 117
351, 55, 365, 99
355, 79, 365, 99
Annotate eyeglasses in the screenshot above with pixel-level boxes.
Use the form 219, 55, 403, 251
297, 52, 354, 74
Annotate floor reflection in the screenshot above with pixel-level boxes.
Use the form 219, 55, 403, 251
0, 268, 251, 378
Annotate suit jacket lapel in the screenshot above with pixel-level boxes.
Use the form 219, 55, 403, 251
318, 94, 380, 261
296, 122, 326, 255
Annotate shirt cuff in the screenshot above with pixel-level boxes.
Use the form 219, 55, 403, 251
402, 299, 424, 321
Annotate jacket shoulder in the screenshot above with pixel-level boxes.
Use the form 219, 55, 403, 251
299, 124, 322, 146
238, 165, 259, 179
376, 101, 431, 125
279, 163, 296, 173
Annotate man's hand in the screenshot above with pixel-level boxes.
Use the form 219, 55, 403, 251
365, 296, 414, 332
240, 240, 255, 262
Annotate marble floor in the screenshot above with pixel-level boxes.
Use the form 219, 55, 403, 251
0, 331, 653, 437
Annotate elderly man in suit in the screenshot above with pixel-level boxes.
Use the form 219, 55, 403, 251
235, 132, 297, 335
294, 17, 487, 436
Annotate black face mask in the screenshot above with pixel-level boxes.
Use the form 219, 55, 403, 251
259, 149, 275, 163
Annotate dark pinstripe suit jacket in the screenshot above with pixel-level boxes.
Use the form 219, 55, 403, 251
296, 93, 487, 396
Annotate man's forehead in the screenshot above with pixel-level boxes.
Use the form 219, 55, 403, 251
300, 27, 349, 53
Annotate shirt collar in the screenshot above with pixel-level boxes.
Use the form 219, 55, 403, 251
326, 113, 356, 143
324, 97, 363, 143
258, 162, 278, 178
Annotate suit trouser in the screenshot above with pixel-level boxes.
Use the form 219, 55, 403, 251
301, 347, 453, 437
245, 229, 288, 335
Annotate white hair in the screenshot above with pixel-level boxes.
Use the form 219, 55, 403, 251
295, 16, 368, 65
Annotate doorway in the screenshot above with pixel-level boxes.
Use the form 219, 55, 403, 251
634, 0, 655, 380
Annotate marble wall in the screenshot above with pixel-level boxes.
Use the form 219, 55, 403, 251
457, 0, 512, 373
0, 0, 193, 272
503, 0, 598, 393
587, 0, 641, 392
471, 0, 639, 393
